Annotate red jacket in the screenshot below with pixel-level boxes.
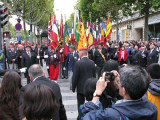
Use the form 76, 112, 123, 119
118, 50, 128, 62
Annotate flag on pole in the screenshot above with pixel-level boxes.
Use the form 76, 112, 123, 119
86, 22, 90, 42
63, 22, 70, 56
100, 28, 105, 42
71, 21, 75, 44
78, 23, 87, 51
106, 17, 112, 39
51, 16, 59, 50
88, 33, 93, 48
48, 14, 52, 41
92, 24, 97, 45
59, 14, 64, 42
75, 17, 80, 42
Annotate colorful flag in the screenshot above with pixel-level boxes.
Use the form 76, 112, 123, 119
106, 17, 112, 39
100, 28, 105, 42
92, 24, 97, 45
71, 21, 75, 44
59, 14, 64, 42
75, 17, 80, 42
88, 33, 93, 48
63, 22, 70, 56
86, 22, 90, 41
51, 16, 59, 50
78, 23, 87, 51
48, 14, 52, 41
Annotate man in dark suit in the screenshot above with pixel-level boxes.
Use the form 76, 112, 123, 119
21, 46, 36, 84
19, 64, 67, 120
72, 48, 96, 119
88, 44, 96, 61
17, 44, 25, 69
139, 45, 148, 67
94, 43, 107, 78
147, 43, 158, 66
6, 43, 18, 69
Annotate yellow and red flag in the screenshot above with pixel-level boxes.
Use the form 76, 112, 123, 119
78, 23, 87, 51
106, 17, 112, 39
59, 14, 64, 42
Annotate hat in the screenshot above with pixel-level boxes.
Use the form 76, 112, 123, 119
10, 43, 14, 46
15, 43, 19, 46
70, 45, 75, 49
21, 43, 25, 46
31, 43, 35, 46
79, 47, 88, 51
37, 44, 41, 46
26, 45, 31, 48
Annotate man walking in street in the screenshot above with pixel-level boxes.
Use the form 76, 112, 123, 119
72, 47, 96, 119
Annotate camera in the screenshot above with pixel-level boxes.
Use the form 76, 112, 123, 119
105, 72, 115, 81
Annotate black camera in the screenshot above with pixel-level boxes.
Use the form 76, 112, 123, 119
105, 72, 115, 81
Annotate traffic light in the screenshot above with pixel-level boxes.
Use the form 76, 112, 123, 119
0, 5, 8, 28
3, 31, 10, 38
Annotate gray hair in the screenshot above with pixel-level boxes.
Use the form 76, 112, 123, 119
119, 65, 150, 100
28, 64, 44, 79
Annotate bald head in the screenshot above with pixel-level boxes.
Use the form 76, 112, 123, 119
79, 50, 88, 58
28, 64, 44, 80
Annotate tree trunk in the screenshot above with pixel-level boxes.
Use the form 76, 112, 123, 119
116, 21, 119, 42
144, 3, 150, 41
23, 0, 28, 41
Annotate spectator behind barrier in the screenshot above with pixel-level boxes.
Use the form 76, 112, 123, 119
146, 63, 160, 120
80, 66, 157, 120
20, 84, 59, 120
0, 71, 22, 120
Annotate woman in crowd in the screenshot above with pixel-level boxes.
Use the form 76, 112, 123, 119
118, 46, 128, 65
20, 84, 59, 120
0, 71, 22, 120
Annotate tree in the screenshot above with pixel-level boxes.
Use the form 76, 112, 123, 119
66, 13, 74, 28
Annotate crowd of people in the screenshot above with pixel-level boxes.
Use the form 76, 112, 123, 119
0, 39, 159, 120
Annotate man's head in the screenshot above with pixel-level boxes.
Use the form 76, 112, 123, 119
28, 64, 44, 81
25, 46, 31, 52
147, 63, 160, 80
69, 45, 75, 52
98, 43, 103, 49
37, 44, 41, 48
150, 43, 155, 50
118, 66, 150, 100
31, 44, 35, 50
10, 43, 14, 48
78, 48, 88, 58
134, 45, 139, 51
18, 44, 23, 51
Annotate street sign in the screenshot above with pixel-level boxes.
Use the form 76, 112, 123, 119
16, 30, 22, 37
15, 23, 22, 31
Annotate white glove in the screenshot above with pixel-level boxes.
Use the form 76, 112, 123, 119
63, 67, 66, 70
54, 54, 56, 58
20, 68, 26, 73
60, 48, 64, 53
37, 56, 40, 59
95, 64, 97, 67
44, 55, 48, 58
47, 66, 49, 69
74, 57, 77, 60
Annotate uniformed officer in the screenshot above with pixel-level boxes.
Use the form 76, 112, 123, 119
35, 44, 44, 66
94, 42, 107, 78
6, 43, 18, 69
64, 45, 79, 90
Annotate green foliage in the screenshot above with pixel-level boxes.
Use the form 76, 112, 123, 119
66, 13, 74, 28
9, 23, 16, 38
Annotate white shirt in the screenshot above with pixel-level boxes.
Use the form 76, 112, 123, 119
121, 51, 124, 59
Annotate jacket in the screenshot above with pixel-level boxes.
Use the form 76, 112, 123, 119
72, 57, 96, 93
19, 76, 67, 120
80, 98, 157, 120
65, 51, 79, 71
118, 50, 128, 62
147, 79, 160, 120
6, 48, 18, 64
0, 50, 4, 63
147, 49, 158, 66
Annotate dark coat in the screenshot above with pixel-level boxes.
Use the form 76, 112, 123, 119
19, 76, 67, 120
88, 49, 96, 62
94, 48, 107, 67
6, 48, 18, 64
132, 50, 141, 65
72, 57, 96, 93
44, 49, 52, 66
139, 50, 148, 67
147, 49, 158, 66
21, 52, 37, 69
17, 50, 25, 69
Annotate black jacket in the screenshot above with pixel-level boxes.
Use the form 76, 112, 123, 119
21, 52, 37, 69
139, 50, 148, 67
17, 50, 25, 69
94, 48, 107, 67
147, 49, 158, 66
72, 57, 96, 94
6, 48, 18, 64
19, 76, 67, 120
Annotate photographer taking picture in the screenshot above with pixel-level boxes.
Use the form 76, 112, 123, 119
80, 66, 157, 120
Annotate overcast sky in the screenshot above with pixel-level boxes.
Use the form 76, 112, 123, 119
54, 0, 77, 23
